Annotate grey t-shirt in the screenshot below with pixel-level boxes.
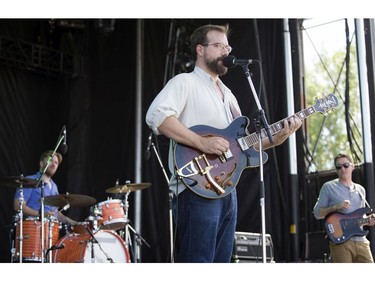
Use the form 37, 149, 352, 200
313, 178, 368, 242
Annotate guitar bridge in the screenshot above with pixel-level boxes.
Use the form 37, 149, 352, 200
176, 154, 225, 194
176, 154, 211, 178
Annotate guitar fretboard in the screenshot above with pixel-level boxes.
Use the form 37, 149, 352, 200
241, 93, 338, 149
243, 106, 315, 148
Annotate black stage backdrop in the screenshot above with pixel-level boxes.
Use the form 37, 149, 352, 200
0, 19, 301, 263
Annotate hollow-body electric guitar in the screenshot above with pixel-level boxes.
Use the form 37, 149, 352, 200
324, 207, 374, 244
174, 94, 339, 199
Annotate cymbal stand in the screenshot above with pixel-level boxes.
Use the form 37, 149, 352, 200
15, 175, 25, 263
46, 216, 55, 263
122, 190, 150, 263
150, 142, 174, 262
122, 190, 134, 260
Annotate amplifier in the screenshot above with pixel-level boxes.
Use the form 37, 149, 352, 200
233, 232, 274, 262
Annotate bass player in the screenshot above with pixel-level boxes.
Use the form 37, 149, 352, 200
313, 153, 375, 262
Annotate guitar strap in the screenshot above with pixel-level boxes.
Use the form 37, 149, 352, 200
354, 183, 372, 210
229, 100, 241, 119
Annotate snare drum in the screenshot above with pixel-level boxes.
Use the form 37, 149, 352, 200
52, 230, 131, 263
13, 217, 60, 262
95, 199, 126, 231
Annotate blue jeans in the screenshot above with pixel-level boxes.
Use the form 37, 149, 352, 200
173, 188, 237, 262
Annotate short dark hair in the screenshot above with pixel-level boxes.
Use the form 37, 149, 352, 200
334, 153, 352, 165
40, 150, 62, 165
190, 24, 230, 61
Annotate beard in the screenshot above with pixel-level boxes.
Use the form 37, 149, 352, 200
204, 56, 228, 76
42, 163, 56, 177
44, 168, 55, 177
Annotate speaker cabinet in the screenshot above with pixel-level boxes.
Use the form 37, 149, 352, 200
233, 232, 274, 263
304, 231, 330, 262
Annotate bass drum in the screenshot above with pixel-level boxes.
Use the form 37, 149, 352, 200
52, 230, 131, 263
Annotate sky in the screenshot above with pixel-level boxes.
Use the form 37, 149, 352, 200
302, 18, 356, 69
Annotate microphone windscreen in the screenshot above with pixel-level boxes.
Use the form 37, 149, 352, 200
144, 150, 150, 160
60, 144, 68, 154
223, 55, 236, 68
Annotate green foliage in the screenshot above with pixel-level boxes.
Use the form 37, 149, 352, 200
305, 48, 363, 171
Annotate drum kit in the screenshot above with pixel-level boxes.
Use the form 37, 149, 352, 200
3, 176, 151, 263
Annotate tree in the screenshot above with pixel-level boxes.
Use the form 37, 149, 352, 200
305, 48, 362, 171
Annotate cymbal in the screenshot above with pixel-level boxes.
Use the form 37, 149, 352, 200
0, 176, 39, 188
45, 193, 96, 208
105, 182, 151, 194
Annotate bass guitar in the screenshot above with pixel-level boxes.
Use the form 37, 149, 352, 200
174, 93, 339, 199
324, 207, 374, 244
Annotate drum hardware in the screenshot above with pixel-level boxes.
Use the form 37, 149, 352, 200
17, 175, 25, 263
2, 174, 35, 263
85, 225, 114, 263
125, 222, 150, 263
46, 215, 60, 263
45, 241, 65, 257
68, 220, 95, 235
1, 175, 46, 263
148, 140, 175, 262
35, 140, 66, 262
108, 182, 150, 263
46, 216, 53, 263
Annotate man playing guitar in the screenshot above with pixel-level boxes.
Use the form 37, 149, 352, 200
313, 153, 375, 262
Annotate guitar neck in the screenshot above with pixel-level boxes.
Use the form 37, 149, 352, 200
243, 106, 314, 148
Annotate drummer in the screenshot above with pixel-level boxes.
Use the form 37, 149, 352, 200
13, 150, 76, 224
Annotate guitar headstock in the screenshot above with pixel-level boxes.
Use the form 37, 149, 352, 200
313, 93, 339, 115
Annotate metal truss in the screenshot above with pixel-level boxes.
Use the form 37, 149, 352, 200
0, 36, 84, 78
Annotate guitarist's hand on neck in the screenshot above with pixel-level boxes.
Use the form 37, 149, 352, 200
367, 214, 375, 226
255, 115, 302, 151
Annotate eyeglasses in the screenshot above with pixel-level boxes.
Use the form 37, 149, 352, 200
201, 43, 232, 53
335, 163, 352, 170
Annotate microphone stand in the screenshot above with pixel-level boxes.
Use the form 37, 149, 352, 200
150, 141, 174, 263
85, 225, 114, 263
35, 126, 66, 263
126, 223, 150, 263
240, 63, 273, 263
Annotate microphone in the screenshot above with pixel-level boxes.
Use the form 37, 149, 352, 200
51, 244, 65, 250
223, 55, 254, 68
60, 125, 68, 154
144, 132, 153, 160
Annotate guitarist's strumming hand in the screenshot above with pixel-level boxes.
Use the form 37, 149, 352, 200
199, 136, 229, 156
158, 115, 230, 156
317, 199, 351, 219
339, 199, 351, 210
